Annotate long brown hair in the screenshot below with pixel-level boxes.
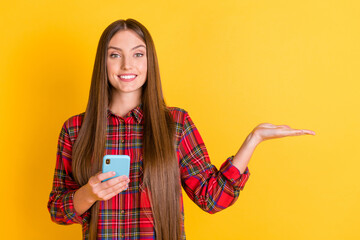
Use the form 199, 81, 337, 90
71, 19, 182, 240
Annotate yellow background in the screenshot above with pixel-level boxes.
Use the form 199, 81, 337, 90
1, 0, 359, 239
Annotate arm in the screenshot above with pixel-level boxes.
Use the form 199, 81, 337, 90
47, 122, 90, 225
178, 111, 250, 214
178, 113, 316, 214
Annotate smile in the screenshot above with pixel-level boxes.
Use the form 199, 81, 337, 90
118, 74, 137, 82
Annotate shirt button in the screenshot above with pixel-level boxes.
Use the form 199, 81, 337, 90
121, 139, 125, 143
121, 210, 125, 214
120, 234, 124, 238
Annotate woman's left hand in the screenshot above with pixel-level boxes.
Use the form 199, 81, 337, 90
251, 123, 315, 145
231, 123, 315, 173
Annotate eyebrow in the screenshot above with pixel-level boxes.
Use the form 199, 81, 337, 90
107, 44, 146, 51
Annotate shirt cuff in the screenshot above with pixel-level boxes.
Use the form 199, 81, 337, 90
220, 156, 250, 190
63, 190, 90, 224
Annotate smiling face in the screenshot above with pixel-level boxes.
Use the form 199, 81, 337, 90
106, 29, 147, 98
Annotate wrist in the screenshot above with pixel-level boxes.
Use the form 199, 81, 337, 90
73, 184, 97, 216
76, 184, 97, 205
247, 131, 262, 148
82, 183, 98, 204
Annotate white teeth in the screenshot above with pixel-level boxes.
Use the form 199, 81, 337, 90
119, 75, 136, 79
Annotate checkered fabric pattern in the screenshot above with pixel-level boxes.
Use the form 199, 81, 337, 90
48, 103, 250, 239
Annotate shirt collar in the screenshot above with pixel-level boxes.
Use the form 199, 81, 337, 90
107, 103, 144, 124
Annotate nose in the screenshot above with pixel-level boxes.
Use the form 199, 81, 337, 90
121, 55, 132, 70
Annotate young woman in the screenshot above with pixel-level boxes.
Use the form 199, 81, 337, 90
47, 19, 315, 240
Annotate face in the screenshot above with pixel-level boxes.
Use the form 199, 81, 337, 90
107, 29, 147, 97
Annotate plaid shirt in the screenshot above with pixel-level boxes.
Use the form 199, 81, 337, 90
48, 103, 250, 239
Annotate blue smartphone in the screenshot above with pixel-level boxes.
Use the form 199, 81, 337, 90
102, 155, 130, 182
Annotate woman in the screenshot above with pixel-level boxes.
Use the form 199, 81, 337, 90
47, 18, 315, 240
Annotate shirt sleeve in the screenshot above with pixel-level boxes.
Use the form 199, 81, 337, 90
47, 121, 90, 225
178, 111, 250, 214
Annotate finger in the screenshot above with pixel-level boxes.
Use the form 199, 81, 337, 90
100, 175, 130, 190
89, 171, 116, 185
258, 123, 277, 128
285, 129, 316, 136
268, 129, 304, 137
282, 129, 313, 137
263, 123, 291, 129
301, 129, 316, 135
99, 181, 129, 200
103, 183, 129, 200
277, 125, 291, 129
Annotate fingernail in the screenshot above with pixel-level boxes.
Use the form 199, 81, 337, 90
112, 171, 116, 175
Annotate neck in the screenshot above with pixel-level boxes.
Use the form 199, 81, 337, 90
109, 90, 142, 118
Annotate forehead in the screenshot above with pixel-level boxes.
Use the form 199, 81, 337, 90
108, 30, 146, 49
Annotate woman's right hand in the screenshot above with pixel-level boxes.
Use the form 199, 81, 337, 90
74, 172, 130, 215
85, 171, 130, 202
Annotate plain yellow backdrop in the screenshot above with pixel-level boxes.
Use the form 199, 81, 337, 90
1, 0, 359, 239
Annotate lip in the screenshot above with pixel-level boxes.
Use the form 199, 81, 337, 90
117, 74, 137, 82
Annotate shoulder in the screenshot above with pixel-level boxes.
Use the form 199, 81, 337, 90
62, 112, 85, 129
60, 112, 85, 142
167, 106, 189, 124
167, 106, 187, 114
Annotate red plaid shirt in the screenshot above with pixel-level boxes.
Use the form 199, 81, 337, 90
48, 104, 250, 239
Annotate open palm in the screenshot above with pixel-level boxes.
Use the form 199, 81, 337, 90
252, 123, 315, 143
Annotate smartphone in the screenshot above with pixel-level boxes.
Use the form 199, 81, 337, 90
102, 155, 130, 182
